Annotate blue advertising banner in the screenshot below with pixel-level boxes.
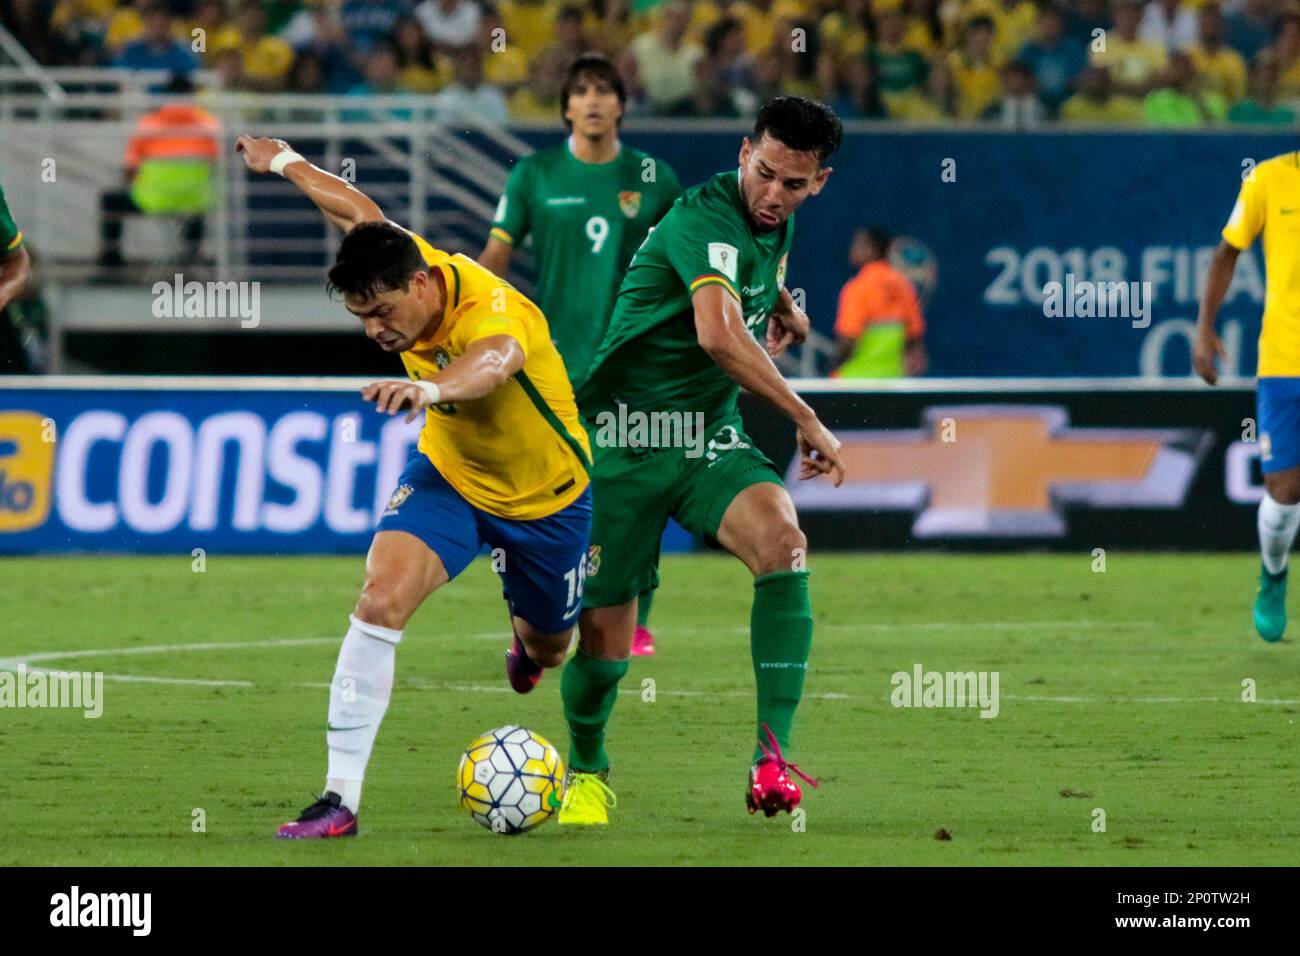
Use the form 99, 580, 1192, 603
512, 127, 1286, 378
0, 381, 697, 555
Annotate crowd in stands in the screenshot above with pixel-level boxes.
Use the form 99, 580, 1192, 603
2, 0, 1299, 125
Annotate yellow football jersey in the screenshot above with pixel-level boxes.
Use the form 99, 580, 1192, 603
400, 232, 591, 519
1222, 153, 1300, 377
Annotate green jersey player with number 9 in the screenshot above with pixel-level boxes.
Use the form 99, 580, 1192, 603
478, 54, 682, 659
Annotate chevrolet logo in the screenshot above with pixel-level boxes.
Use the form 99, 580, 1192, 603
787, 406, 1212, 537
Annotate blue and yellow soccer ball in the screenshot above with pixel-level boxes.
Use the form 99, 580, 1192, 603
457, 725, 565, 834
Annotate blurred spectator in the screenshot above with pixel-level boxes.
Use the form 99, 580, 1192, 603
585, 0, 635, 58
288, 49, 329, 93
223, 0, 295, 91
50, 0, 111, 65
114, 3, 199, 82
392, 13, 443, 92
212, 43, 244, 88
871, 8, 929, 99
688, 16, 755, 117
479, 3, 528, 90
188, 0, 239, 65
764, 14, 821, 100
2, 0, 56, 64
901, 0, 946, 55
415, 0, 482, 52
507, 45, 563, 118
339, 0, 415, 55
280, 0, 360, 92
1272, 11, 1300, 99
432, 45, 509, 123
1093, 0, 1167, 96
948, 15, 1002, 119
344, 39, 415, 118
1017, 3, 1086, 113
1228, 53, 1295, 124
1144, 48, 1226, 124
626, 0, 703, 114
1065, 0, 1108, 47
105, 0, 160, 53
1060, 64, 1144, 122
984, 58, 1048, 127
497, 0, 555, 61
97, 76, 218, 268
536, 6, 589, 91
968, 0, 1038, 64
1138, 0, 1198, 52
833, 227, 927, 379
1190, 4, 1246, 104
819, 0, 869, 68
889, 55, 958, 121
822, 54, 886, 120
1225, 0, 1278, 64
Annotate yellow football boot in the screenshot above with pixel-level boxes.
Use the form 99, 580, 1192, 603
558, 771, 617, 826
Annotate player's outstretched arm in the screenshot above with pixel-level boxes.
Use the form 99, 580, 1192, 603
693, 285, 844, 485
361, 335, 526, 422
235, 135, 384, 233
1194, 240, 1241, 386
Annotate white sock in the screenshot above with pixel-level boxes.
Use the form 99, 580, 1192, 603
324, 614, 402, 813
1258, 493, 1300, 575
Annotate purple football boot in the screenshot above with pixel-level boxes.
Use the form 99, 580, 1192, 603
505, 630, 544, 694
276, 792, 357, 839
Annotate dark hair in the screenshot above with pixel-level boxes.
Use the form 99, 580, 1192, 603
705, 16, 743, 58
560, 52, 626, 129
556, 4, 585, 24
327, 222, 427, 300
752, 96, 842, 163
967, 14, 995, 33
861, 226, 891, 258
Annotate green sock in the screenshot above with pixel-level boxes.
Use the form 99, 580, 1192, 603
561, 651, 629, 772
751, 570, 813, 762
636, 587, 655, 627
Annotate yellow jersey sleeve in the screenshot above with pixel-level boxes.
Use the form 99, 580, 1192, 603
1222, 164, 1268, 250
458, 299, 532, 362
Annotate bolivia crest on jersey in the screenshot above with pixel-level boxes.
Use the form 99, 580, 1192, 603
618, 191, 641, 219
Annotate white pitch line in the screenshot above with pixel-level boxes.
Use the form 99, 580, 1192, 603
2, 637, 1294, 706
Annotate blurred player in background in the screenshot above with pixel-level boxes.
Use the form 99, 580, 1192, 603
234, 134, 592, 839
558, 96, 846, 825
1196, 151, 1299, 643
0, 179, 35, 372
479, 53, 682, 658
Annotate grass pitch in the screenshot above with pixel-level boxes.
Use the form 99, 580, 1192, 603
2, 553, 1297, 866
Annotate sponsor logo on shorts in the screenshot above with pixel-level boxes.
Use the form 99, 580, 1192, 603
586, 544, 601, 577
384, 483, 414, 516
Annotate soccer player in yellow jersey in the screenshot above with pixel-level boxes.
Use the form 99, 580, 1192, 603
233, 135, 593, 839
1196, 151, 1300, 643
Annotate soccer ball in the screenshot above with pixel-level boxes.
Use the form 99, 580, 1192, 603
457, 725, 565, 834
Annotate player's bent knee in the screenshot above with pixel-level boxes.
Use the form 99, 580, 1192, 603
752, 523, 808, 576
354, 581, 418, 632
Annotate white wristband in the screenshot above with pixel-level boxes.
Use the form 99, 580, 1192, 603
414, 380, 441, 405
269, 150, 305, 176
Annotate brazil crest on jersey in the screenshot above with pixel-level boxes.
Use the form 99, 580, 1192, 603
489, 141, 682, 383
576, 169, 792, 427
401, 232, 592, 521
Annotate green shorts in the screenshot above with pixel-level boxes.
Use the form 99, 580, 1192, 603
581, 415, 783, 609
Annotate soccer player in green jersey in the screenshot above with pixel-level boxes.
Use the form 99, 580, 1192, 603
557, 97, 847, 824
478, 53, 682, 657
0, 180, 34, 371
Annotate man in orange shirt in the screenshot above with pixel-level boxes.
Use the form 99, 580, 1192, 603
98, 75, 220, 269
832, 226, 927, 377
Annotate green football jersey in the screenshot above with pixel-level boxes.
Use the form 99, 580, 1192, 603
578, 169, 793, 426
490, 140, 681, 383
0, 181, 24, 255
